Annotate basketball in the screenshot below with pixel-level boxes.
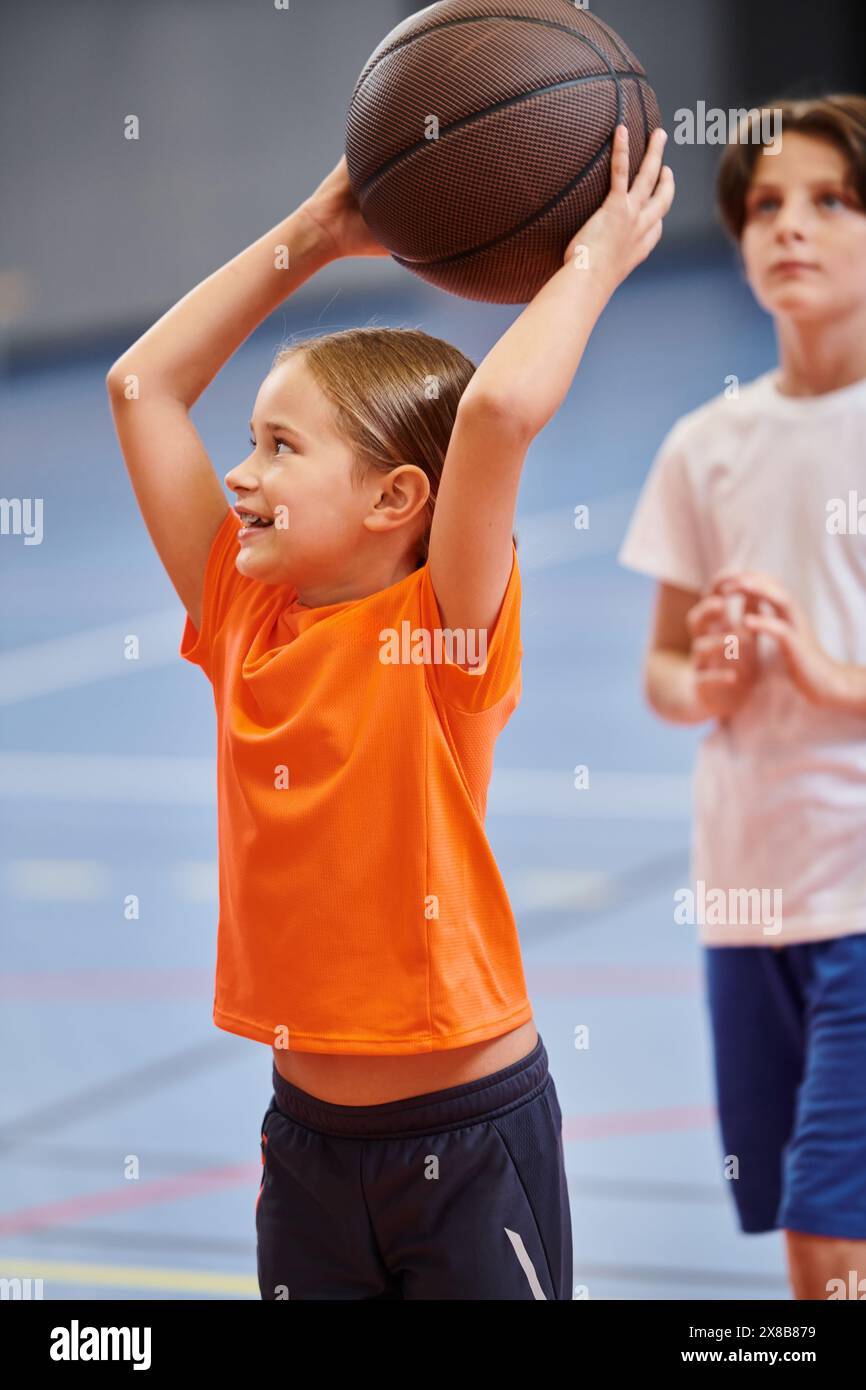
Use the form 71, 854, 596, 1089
345, 0, 662, 304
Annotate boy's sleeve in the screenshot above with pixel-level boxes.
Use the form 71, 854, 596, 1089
618, 420, 708, 593
417, 540, 523, 715
179, 507, 254, 680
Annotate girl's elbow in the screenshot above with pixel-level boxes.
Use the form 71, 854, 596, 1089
458, 389, 537, 442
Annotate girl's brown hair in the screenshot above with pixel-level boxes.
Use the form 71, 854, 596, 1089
717, 93, 866, 240
272, 326, 517, 569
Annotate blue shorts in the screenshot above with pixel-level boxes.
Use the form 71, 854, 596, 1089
705, 934, 866, 1239
255, 1034, 572, 1299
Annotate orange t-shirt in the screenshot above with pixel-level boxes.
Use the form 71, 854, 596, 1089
180, 508, 533, 1054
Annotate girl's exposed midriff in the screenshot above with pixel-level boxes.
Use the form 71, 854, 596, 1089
272, 1018, 539, 1105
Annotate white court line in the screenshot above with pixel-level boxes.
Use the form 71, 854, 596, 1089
516, 490, 639, 571
2, 860, 604, 909
2, 858, 217, 906
0, 495, 639, 706
0, 610, 180, 706
4, 859, 109, 901
512, 869, 614, 910
0, 753, 215, 804
0, 753, 690, 818
492, 768, 691, 820
172, 859, 219, 902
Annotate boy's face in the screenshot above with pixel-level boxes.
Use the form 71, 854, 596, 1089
224, 354, 375, 594
740, 131, 866, 323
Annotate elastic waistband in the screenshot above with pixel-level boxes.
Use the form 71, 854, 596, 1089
270, 1036, 549, 1139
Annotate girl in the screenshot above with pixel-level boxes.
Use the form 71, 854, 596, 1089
107, 125, 673, 1300
620, 95, 866, 1300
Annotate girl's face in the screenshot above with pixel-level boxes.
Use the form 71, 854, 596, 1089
740, 131, 866, 323
224, 354, 380, 596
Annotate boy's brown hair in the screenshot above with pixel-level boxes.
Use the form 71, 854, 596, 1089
717, 94, 866, 241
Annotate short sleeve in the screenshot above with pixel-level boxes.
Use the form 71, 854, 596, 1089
417, 541, 522, 714
180, 508, 254, 680
618, 420, 708, 593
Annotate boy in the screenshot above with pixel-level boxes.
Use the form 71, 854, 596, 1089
619, 95, 866, 1300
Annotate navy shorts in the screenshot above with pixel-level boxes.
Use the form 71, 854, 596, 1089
705, 934, 866, 1239
255, 1034, 572, 1299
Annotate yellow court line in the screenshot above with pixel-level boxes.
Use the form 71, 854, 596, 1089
0, 1256, 258, 1296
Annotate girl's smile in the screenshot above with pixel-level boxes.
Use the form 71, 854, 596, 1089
235, 504, 275, 542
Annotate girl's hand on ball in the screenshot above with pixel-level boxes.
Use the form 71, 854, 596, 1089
563, 125, 674, 289
300, 156, 392, 261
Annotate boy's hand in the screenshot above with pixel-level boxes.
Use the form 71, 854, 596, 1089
687, 590, 759, 719
714, 571, 854, 710
300, 155, 392, 261
563, 125, 675, 291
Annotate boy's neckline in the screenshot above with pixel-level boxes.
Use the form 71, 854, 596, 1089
764, 367, 866, 414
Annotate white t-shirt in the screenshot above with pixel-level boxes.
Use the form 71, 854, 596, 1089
619, 368, 866, 948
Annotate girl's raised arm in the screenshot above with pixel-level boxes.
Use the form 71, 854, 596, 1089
106, 202, 341, 630
428, 125, 674, 644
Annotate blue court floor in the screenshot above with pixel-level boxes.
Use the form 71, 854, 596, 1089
0, 250, 791, 1298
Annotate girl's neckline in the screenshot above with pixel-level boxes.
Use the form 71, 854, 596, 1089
284, 559, 424, 617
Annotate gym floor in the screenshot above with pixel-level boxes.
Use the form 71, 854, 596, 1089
0, 248, 791, 1299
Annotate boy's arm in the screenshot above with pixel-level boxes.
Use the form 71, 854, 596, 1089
106, 205, 335, 630
645, 582, 710, 725
429, 125, 674, 640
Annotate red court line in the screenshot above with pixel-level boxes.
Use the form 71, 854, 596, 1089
0, 969, 212, 999
0, 965, 701, 1000
526, 965, 702, 995
0, 1162, 260, 1237
564, 1105, 716, 1141
0, 1107, 716, 1236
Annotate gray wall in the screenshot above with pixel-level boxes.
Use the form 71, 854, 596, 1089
3, 0, 408, 352
3, 0, 863, 356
